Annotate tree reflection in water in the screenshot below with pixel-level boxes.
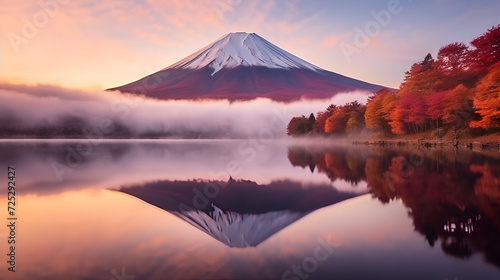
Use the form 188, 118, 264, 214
288, 145, 500, 268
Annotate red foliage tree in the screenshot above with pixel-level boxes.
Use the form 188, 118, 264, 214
426, 91, 448, 129
468, 24, 500, 77
405, 93, 427, 131
435, 42, 473, 89
287, 117, 301, 136
390, 92, 427, 134
286, 25, 500, 138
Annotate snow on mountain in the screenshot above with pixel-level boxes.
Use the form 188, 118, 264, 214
168, 32, 320, 75
109, 32, 388, 101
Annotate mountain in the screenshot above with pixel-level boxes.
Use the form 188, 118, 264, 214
117, 179, 365, 248
108, 32, 387, 101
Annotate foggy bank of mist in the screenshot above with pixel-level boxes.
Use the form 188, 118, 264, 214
0, 83, 371, 139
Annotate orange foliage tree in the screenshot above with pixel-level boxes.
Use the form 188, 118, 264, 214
325, 107, 349, 134
443, 84, 475, 130
469, 62, 500, 129
287, 25, 500, 138
399, 54, 441, 96
313, 104, 337, 134
365, 88, 393, 132
325, 101, 365, 134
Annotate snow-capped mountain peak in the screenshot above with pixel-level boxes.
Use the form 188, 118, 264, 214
168, 32, 321, 75
109, 32, 387, 101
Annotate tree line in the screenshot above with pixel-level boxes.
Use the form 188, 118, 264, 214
288, 25, 500, 136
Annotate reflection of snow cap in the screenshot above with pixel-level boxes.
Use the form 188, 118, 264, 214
173, 203, 307, 248
117, 178, 366, 248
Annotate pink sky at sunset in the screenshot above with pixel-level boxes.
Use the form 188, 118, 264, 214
1, 0, 499, 90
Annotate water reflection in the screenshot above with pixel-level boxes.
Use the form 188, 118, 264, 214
118, 178, 364, 248
288, 145, 500, 268
0, 140, 499, 279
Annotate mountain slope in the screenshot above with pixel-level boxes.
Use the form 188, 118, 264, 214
170, 32, 321, 75
108, 32, 386, 101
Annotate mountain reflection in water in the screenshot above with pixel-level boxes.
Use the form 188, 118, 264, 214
118, 178, 365, 248
1, 141, 499, 279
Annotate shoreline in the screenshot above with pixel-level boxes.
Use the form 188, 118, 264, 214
353, 130, 500, 151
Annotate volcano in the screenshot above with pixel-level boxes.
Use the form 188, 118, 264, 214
109, 32, 386, 101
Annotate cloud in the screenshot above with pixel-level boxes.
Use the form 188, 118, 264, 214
0, 82, 371, 138
1, 0, 314, 89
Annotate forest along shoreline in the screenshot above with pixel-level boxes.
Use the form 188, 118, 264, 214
287, 24, 500, 151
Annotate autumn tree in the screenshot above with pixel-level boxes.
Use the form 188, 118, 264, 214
443, 84, 475, 130
468, 24, 500, 77
295, 117, 312, 134
314, 105, 337, 134
469, 62, 500, 129
426, 91, 448, 129
437, 43, 469, 73
389, 92, 426, 134
308, 113, 316, 127
286, 25, 500, 138
325, 101, 365, 134
365, 88, 393, 131
287, 117, 301, 136
435, 42, 473, 89
399, 54, 441, 96
346, 105, 366, 133
405, 93, 427, 132
325, 107, 348, 134
381, 93, 397, 123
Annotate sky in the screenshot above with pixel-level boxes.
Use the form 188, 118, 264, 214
1, 0, 499, 90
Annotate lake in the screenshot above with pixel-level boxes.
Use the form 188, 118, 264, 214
1, 139, 499, 280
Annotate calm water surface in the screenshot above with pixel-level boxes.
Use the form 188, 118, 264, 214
0, 139, 499, 280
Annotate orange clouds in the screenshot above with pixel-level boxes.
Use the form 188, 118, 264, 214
0, 0, 414, 90
1, 0, 281, 89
